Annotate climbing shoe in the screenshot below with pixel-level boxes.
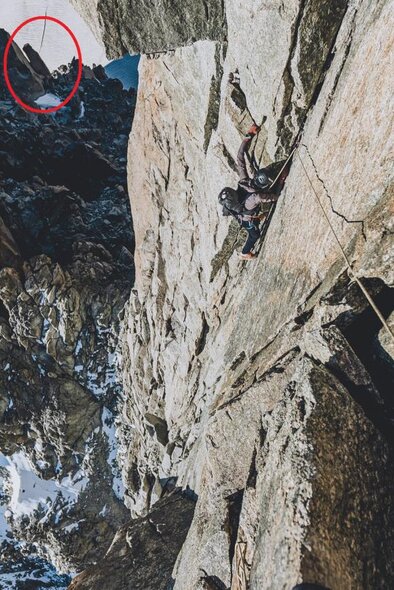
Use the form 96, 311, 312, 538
239, 252, 256, 260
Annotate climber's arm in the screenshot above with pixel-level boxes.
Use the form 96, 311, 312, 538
244, 192, 278, 210
236, 136, 252, 181
236, 124, 260, 181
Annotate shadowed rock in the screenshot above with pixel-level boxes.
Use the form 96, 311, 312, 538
0, 29, 45, 102
68, 490, 196, 590
23, 43, 51, 78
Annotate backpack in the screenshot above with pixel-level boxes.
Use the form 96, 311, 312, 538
218, 186, 247, 217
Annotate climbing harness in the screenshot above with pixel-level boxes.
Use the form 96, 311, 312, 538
242, 213, 266, 221
297, 145, 394, 343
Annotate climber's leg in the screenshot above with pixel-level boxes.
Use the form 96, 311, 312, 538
241, 221, 260, 255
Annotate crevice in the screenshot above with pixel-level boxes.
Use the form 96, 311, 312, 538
324, 279, 394, 443
340, 282, 394, 416
230, 351, 246, 371
203, 45, 224, 153
195, 314, 210, 356
293, 308, 314, 329
127, 460, 141, 494
145, 413, 169, 446
162, 62, 180, 85
210, 219, 242, 282
0, 300, 10, 321
221, 142, 238, 173
275, 0, 308, 152
201, 0, 209, 21
216, 347, 301, 412
225, 489, 244, 572
254, 347, 301, 384
276, 0, 349, 155
246, 448, 257, 489
306, 1, 351, 112
230, 84, 247, 112
302, 143, 366, 240
318, 8, 358, 135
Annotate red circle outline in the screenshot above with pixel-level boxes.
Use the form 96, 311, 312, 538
3, 16, 83, 114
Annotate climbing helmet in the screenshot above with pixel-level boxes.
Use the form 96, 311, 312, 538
253, 169, 270, 190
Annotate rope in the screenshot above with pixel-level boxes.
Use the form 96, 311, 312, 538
231, 542, 248, 590
297, 147, 394, 342
269, 143, 298, 189
39, 7, 49, 54
256, 140, 299, 243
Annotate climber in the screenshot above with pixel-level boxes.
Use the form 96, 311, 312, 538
218, 124, 286, 260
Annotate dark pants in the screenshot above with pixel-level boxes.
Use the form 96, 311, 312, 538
241, 220, 261, 254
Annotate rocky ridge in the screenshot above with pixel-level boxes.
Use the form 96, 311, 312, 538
69, 0, 394, 588
0, 34, 136, 585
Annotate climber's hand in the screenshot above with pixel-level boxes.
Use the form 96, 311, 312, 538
246, 124, 260, 137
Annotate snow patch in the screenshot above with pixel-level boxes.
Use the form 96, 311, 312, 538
35, 93, 62, 108
0, 452, 88, 524
0, 460, 11, 543
78, 101, 86, 119
101, 408, 124, 500
63, 520, 84, 533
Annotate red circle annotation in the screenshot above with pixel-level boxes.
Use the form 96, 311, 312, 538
3, 16, 83, 115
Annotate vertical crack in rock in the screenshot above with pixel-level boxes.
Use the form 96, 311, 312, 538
204, 44, 225, 153
245, 448, 258, 489
195, 313, 210, 356
275, 0, 308, 151
318, 7, 359, 135
306, 1, 351, 111
276, 0, 349, 154
210, 220, 242, 282
202, 0, 210, 21
226, 489, 244, 570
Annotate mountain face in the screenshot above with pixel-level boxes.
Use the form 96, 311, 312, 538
2, 0, 394, 589
0, 36, 136, 584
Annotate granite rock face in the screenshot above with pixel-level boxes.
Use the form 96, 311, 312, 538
117, 0, 393, 587
7, 0, 394, 587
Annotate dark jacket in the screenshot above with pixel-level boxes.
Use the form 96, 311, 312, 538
236, 136, 278, 216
